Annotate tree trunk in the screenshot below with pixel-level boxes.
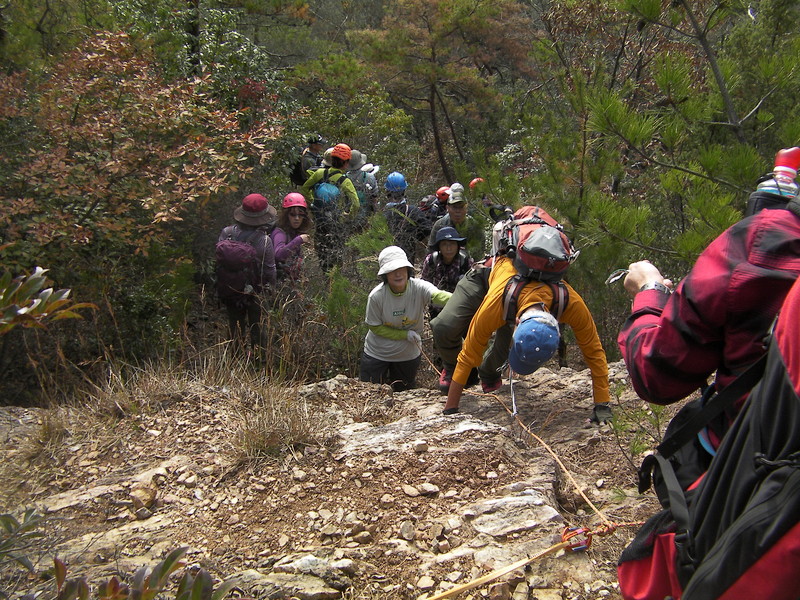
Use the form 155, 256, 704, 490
430, 84, 453, 183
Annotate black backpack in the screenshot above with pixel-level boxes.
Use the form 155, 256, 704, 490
618, 302, 800, 599
289, 149, 310, 186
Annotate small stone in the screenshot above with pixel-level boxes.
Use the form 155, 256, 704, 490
486, 471, 498, 479
134, 507, 152, 520
412, 440, 428, 453
402, 484, 420, 497
226, 514, 240, 525
379, 493, 395, 508
596, 478, 605, 488
292, 468, 308, 482
353, 530, 373, 544
419, 482, 439, 496
416, 576, 435, 590
400, 520, 416, 541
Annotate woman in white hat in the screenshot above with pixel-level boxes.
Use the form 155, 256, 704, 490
360, 246, 452, 391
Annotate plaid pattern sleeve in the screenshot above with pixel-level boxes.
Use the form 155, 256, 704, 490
618, 208, 800, 405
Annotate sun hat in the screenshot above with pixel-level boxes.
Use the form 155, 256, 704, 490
377, 246, 414, 276
434, 226, 466, 245
234, 194, 277, 227
508, 309, 560, 375
322, 147, 334, 167
448, 191, 466, 205
349, 150, 367, 171
449, 182, 465, 194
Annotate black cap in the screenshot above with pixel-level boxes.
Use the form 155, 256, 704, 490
307, 134, 326, 145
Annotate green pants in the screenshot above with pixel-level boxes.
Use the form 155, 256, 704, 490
430, 266, 512, 380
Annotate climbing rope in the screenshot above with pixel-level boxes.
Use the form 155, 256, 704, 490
422, 373, 645, 598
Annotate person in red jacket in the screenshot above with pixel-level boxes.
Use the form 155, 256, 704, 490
618, 199, 800, 445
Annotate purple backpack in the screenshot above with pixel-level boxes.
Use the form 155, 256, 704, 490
215, 229, 260, 308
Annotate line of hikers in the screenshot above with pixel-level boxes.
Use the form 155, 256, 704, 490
217, 141, 800, 599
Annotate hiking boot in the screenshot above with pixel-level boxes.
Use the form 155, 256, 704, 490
480, 378, 502, 393
438, 368, 452, 394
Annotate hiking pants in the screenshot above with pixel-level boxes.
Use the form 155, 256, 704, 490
430, 266, 511, 380
225, 301, 262, 352
359, 351, 421, 392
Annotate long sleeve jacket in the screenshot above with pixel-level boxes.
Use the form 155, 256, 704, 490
617, 206, 800, 406
300, 167, 360, 219
454, 256, 609, 404
270, 226, 305, 281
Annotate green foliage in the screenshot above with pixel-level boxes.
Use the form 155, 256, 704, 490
44, 547, 238, 600
609, 385, 670, 468
0, 509, 45, 574
0, 266, 95, 337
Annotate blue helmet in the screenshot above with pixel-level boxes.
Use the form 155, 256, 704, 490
508, 309, 559, 375
385, 172, 408, 192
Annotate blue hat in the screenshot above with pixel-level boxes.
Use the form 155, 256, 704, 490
508, 310, 559, 375
434, 226, 466, 245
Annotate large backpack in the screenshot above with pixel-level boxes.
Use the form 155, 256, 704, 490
215, 228, 261, 308
617, 284, 800, 599
312, 168, 346, 210
498, 206, 578, 282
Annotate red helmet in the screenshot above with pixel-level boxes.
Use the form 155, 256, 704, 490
282, 193, 308, 209
331, 143, 352, 160
436, 186, 451, 201
469, 177, 485, 189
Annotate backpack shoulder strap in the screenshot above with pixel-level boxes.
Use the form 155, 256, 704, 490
653, 352, 769, 459
502, 275, 568, 325
502, 274, 528, 325
548, 281, 569, 320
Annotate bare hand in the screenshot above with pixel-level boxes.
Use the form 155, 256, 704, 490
299, 234, 310, 244
623, 260, 670, 297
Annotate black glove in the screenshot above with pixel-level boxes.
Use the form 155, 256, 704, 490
590, 403, 613, 424
443, 407, 459, 415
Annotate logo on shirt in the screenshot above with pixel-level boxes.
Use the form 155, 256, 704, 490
392, 309, 406, 317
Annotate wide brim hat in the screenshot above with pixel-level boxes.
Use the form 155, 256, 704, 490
508, 310, 560, 375
434, 226, 466, 245
349, 150, 367, 171
377, 246, 414, 276
234, 193, 277, 227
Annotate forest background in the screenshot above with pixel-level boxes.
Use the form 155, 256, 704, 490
1, 0, 799, 405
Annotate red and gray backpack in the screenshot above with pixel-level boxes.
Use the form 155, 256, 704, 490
215, 228, 262, 308
498, 206, 578, 282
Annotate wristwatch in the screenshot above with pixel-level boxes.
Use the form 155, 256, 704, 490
639, 281, 671, 294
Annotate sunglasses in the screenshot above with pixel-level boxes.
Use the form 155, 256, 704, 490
288, 210, 307, 218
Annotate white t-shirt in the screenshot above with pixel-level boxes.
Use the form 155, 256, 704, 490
363, 278, 439, 362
